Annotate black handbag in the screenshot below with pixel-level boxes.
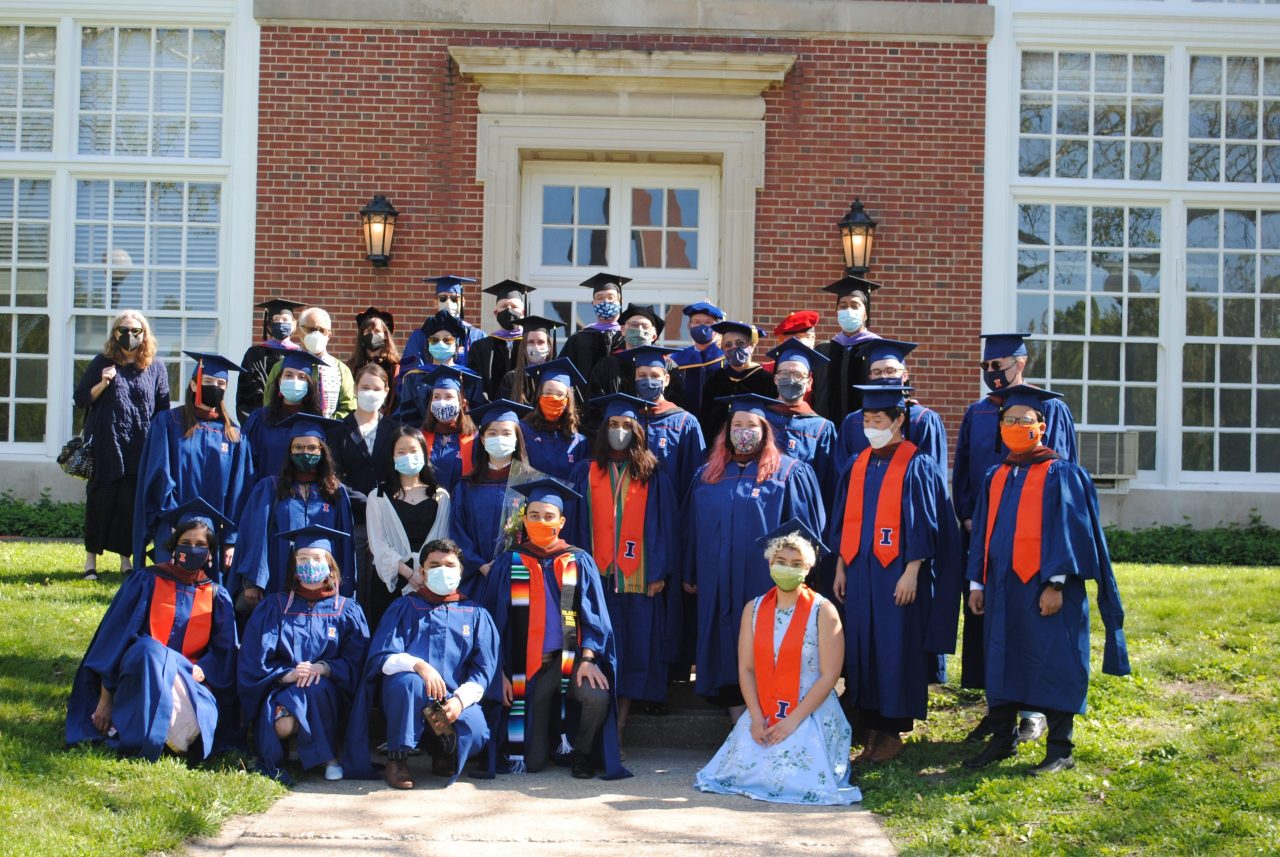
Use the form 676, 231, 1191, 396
58, 411, 95, 480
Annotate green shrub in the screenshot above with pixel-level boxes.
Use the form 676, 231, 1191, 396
0, 491, 85, 538
1105, 514, 1280, 566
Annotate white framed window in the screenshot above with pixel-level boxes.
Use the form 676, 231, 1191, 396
1187, 54, 1280, 183
0, 177, 51, 443
0, 25, 56, 153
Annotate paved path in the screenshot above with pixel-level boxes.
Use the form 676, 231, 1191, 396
189, 748, 896, 856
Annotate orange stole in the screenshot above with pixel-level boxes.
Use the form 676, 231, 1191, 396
753, 586, 816, 727
982, 459, 1052, 584
588, 462, 649, 584
148, 576, 215, 662
517, 552, 579, 684
424, 431, 475, 477
838, 441, 917, 566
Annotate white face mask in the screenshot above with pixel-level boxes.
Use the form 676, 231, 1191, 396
526, 344, 551, 364
483, 434, 517, 461
303, 330, 329, 354
425, 564, 462, 596
863, 426, 895, 449
356, 389, 386, 414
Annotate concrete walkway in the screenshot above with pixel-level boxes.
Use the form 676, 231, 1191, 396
188, 748, 896, 856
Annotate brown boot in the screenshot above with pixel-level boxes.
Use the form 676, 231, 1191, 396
854, 730, 880, 763
868, 732, 903, 763
384, 757, 414, 790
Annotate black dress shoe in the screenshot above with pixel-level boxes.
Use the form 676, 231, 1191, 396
962, 740, 1017, 769
570, 750, 594, 779
430, 751, 456, 778
1028, 755, 1075, 776
965, 713, 997, 742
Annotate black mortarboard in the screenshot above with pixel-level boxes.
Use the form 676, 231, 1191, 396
355, 306, 396, 334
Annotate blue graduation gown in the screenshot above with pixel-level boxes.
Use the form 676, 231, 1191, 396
669, 343, 724, 414
66, 566, 238, 760
826, 447, 963, 720
837, 404, 949, 482
241, 406, 297, 486
449, 476, 524, 586
964, 456, 1130, 715
523, 424, 588, 482
477, 546, 631, 780
343, 594, 499, 783
237, 592, 370, 780
568, 459, 678, 702
684, 455, 826, 697
766, 406, 839, 506
395, 357, 488, 426
132, 408, 254, 577
424, 430, 476, 497
229, 477, 356, 597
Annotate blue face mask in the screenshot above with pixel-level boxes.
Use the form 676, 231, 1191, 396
726, 345, 752, 367
689, 324, 715, 345
291, 452, 321, 472
635, 377, 664, 402
295, 558, 330, 585
269, 320, 293, 341
592, 301, 621, 321
428, 341, 455, 362
394, 452, 425, 475
279, 377, 309, 403
174, 544, 209, 573
837, 307, 864, 334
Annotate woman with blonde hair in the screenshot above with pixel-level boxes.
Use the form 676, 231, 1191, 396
72, 310, 169, 580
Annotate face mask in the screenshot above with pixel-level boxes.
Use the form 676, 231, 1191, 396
496, 309, 522, 331
539, 395, 567, 421
623, 328, 652, 348
689, 324, 715, 345
425, 563, 462, 596
357, 389, 386, 413
115, 331, 142, 351
295, 558, 330, 585
863, 426, 895, 449
524, 517, 560, 548
440, 299, 460, 317
174, 544, 209, 573
726, 345, 752, 368
837, 307, 864, 334
484, 434, 517, 460
394, 452, 425, 475
730, 426, 763, 455
526, 344, 550, 364
291, 451, 321, 471
769, 564, 807, 592
269, 321, 293, 341
1001, 421, 1045, 454
361, 332, 386, 351
984, 367, 1012, 392
428, 341, 455, 362
635, 377, 664, 402
198, 384, 225, 409
430, 399, 460, 422
776, 378, 806, 402
303, 330, 328, 354
279, 377, 309, 404
607, 427, 633, 450
592, 301, 621, 321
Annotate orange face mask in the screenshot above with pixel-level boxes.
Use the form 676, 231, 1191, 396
539, 395, 567, 421
524, 517, 561, 548
1001, 421, 1045, 454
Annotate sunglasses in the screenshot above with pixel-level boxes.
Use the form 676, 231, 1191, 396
979, 360, 1010, 371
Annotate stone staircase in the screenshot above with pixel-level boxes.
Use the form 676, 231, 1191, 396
624, 679, 733, 750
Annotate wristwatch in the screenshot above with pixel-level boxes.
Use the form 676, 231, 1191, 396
1050, 580, 1065, 592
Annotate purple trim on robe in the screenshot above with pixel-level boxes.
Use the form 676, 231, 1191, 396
587, 321, 622, 332
831, 330, 881, 349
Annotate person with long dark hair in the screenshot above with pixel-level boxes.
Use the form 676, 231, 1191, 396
496, 314, 563, 404
522, 358, 588, 481
345, 307, 402, 416
243, 349, 327, 485
74, 309, 169, 580
237, 298, 306, 422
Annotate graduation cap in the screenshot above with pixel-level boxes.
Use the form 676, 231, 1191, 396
525, 356, 587, 390
421, 310, 467, 339
767, 337, 830, 371
278, 349, 327, 375
754, 517, 829, 561
980, 332, 1031, 361
621, 344, 679, 369
275, 523, 349, 556
715, 392, 782, 419
182, 351, 243, 381
821, 274, 883, 301
355, 306, 396, 334
989, 383, 1064, 412
855, 337, 918, 366
279, 412, 341, 440
470, 398, 534, 428
255, 297, 306, 317
619, 303, 665, 336
426, 363, 481, 393
772, 310, 820, 338
520, 314, 565, 335
592, 392, 648, 422
422, 274, 476, 296
852, 384, 913, 411
711, 320, 759, 344
482, 279, 535, 300
511, 476, 582, 511
157, 497, 234, 536
579, 272, 632, 295
682, 300, 725, 321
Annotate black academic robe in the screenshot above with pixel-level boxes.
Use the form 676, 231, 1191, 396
327, 414, 403, 524
237, 343, 291, 424
814, 334, 880, 424
559, 328, 621, 387
468, 333, 521, 401
697, 365, 779, 442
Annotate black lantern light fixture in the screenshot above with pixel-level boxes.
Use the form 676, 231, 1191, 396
838, 198, 878, 275
360, 195, 399, 267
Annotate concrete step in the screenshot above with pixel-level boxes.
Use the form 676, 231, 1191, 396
623, 680, 732, 750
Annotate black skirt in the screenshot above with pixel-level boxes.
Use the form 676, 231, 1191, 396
83, 474, 137, 556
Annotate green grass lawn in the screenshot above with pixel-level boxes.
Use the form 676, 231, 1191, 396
1, 543, 1278, 856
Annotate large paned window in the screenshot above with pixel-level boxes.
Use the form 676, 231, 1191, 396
0, 26, 55, 153
0, 177, 50, 442
1187, 54, 1280, 183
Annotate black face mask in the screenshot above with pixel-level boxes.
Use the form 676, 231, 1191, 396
268, 320, 293, 341
362, 332, 387, 351
496, 309, 523, 331
199, 384, 225, 409
116, 331, 142, 351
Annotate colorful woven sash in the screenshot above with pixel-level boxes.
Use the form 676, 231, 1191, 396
149, 576, 214, 663
753, 586, 816, 727
982, 459, 1052, 585
588, 461, 650, 594
838, 441, 917, 566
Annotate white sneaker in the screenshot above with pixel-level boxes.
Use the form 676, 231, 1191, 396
324, 761, 343, 781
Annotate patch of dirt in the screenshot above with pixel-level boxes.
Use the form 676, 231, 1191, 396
1159, 680, 1251, 703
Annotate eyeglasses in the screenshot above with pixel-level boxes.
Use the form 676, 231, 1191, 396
291, 444, 324, 454
775, 372, 809, 383
979, 360, 1011, 371
1000, 415, 1039, 427
429, 336, 456, 346
116, 326, 143, 336
301, 324, 329, 335
868, 367, 904, 379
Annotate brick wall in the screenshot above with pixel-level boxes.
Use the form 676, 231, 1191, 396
256, 27, 987, 438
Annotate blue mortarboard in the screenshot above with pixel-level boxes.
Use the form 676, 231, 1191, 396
622, 344, 679, 369
856, 337, 918, 366
183, 351, 242, 381
279, 412, 341, 440
980, 332, 1031, 361
682, 300, 725, 321
592, 392, 648, 422
421, 310, 467, 339
715, 393, 782, 419
767, 337, 830, 371
853, 384, 913, 411
579, 272, 632, 294
989, 383, 1064, 412
274, 523, 349, 555
422, 274, 476, 296
526, 357, 587, 389
279, 349, 327, 374
426, 363, 480, 393
156, 497, 234, 535
511, 477, 582, 511
754, 516, 829, 560
470, 398, 534, 428
711, 320, 758, 343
